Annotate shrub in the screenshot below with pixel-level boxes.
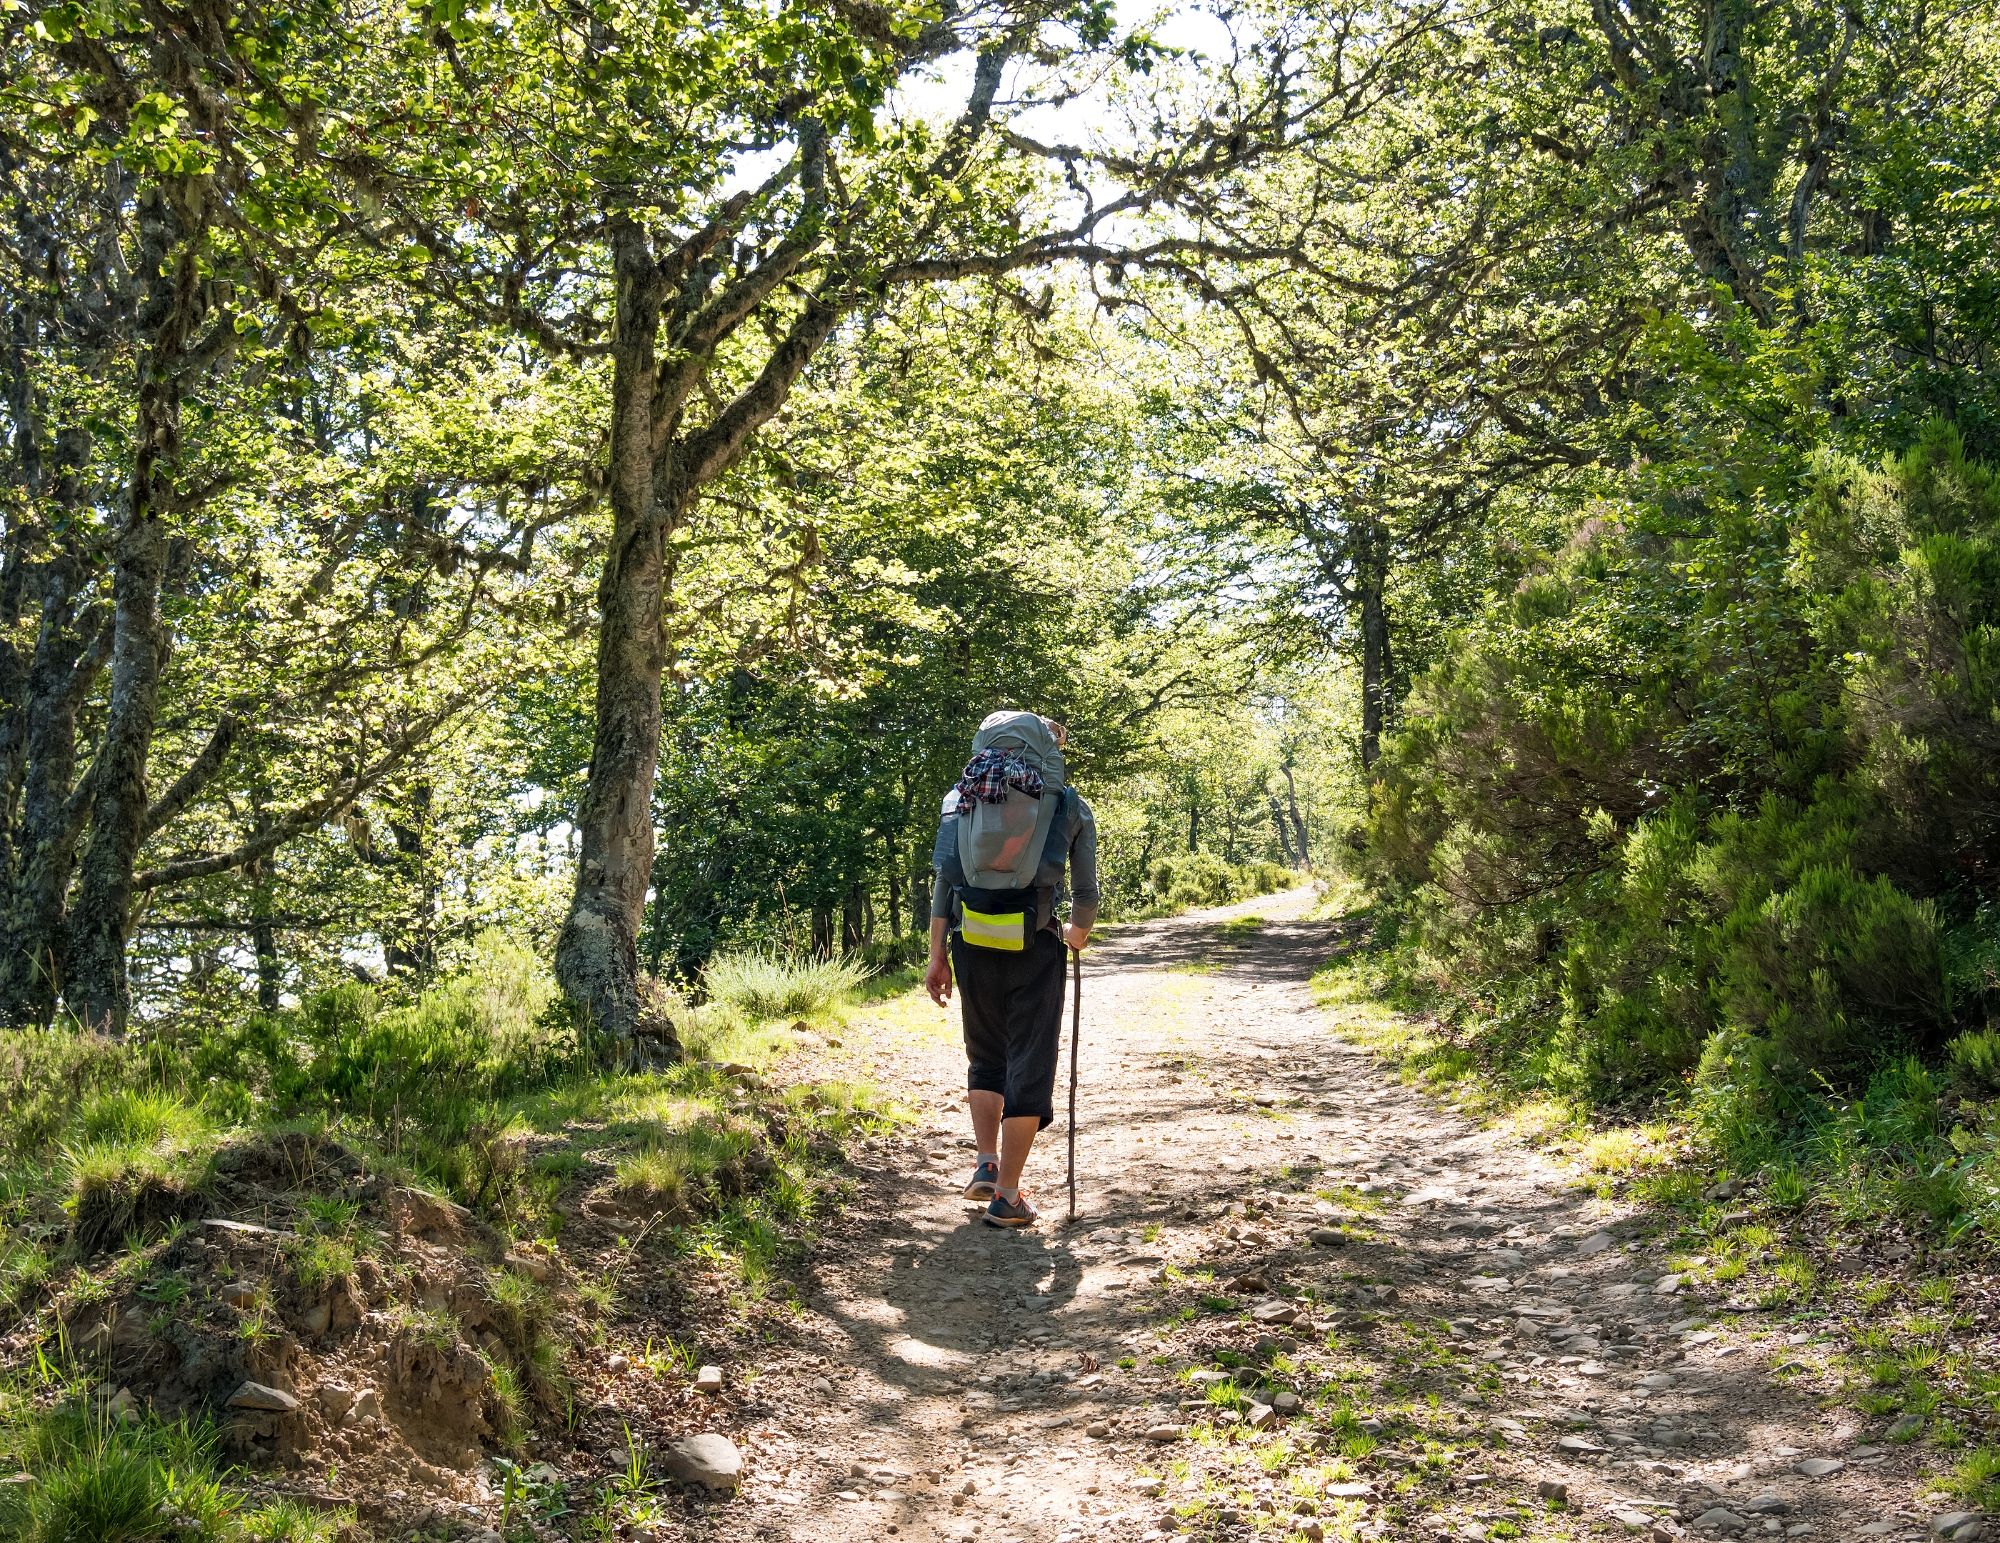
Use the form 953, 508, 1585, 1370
274, 933, 572, 1145
701, 951, 865, 1021
1948, 1029, 2000, 1094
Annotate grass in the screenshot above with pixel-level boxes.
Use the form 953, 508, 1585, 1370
0, 1387, 347, 1543
701, 950, 867, 1021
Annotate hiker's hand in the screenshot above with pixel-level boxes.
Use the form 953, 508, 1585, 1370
1063, 922, 1091, 952
925, 954, 953, 1006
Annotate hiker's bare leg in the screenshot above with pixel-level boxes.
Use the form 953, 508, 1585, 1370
970, 1090, 1002, 1156
998, 1115, 1038, 1191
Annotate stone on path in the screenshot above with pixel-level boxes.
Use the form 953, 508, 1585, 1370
1932, 1515, 1985, 1542
1309, 1228, 1346, 1248
1246, 1401, 1276, 1430
694, 1364, 724, 1394
1250, 1299, 1301, 1326
1557, 1435, 1607, 1455
1536, 1479, 1568, 1504
1576, 1231, 1616, 1257
1611, 1507, 1655, 1530
1794, 1457, 1845, 1478
225, 1381, 300, 1413
1887, 1414, 1925, 1440
1694, 1507, 1750, 1534
1144, 1424, 1187, 1443
662, 1433, 742, 1492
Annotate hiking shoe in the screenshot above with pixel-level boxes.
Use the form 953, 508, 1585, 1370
962, 1159, 999, 1202
984, 1191, 1038, 1229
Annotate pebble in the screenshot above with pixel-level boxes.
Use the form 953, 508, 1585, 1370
1144, 1424, 1186, 1443
607, 1353, 630, 1373
694, 1364, 724, 1394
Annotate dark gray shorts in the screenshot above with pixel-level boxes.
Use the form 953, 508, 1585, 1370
953, 928, 1067, 1128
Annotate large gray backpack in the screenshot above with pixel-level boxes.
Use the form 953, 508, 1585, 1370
955, 710, 1068, 890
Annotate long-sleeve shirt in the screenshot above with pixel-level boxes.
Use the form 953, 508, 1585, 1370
932, 788, 1099, 933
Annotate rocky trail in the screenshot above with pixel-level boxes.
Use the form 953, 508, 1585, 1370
682, 885, 1980, 1543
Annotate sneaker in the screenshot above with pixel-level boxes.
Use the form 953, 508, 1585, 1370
984, 1191, 1038, 1229
962, 1159, 999, 1202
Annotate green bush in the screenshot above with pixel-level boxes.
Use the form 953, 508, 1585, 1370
1949, 1029, 2000, 1094
701, 951, 866, 1021
273, 933, 571, 1143
1359, 423, 2000, 1231
1140, 854, 1293, 915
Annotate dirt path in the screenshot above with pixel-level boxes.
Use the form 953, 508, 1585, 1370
709, 888, 1963, 1543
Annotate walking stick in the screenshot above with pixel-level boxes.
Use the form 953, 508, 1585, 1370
1067, 942, 1082, 1222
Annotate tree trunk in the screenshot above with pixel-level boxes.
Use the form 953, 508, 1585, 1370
385, 779, 438, 978
0, 554, 98, 1026
1268, 792, 1296, 866
1357, 535, 1397, 774
842, 882, 864, 952
1282, 764, 1310, 866
65, 197, 198, 1034
554, 223, 677, 1056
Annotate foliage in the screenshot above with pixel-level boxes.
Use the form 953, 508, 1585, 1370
700, 953, 868, 1024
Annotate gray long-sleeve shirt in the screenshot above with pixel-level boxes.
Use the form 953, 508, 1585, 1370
931, 788, 1099, 933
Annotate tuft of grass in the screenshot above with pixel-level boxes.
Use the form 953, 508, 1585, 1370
0, 1399, 246, 1543
701, 951, 866, 1022
1948, 1445, 2000, 1508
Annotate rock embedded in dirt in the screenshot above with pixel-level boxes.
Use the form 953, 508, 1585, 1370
227, 1381, 301, 1413
1794, 1458, 1845, 1478
314, 1383, 356, 1419
1886, 1414, 1925, 1440
1932, 1515, 1985, 1541
1246, 1401, 1276, 1430
695, 1364, 724, 1394
1557, 1435, 1607, 1455
1744, 1494, 1788, 1515
1273, 1391, 1300, 1414
662, 1433, 742, 1492
1308, 1227, 1346, 1248
606, 1353, 630, 1373
1576, 1231, 1616, 1257
351, 1387, 381, 1421
1694, 1507, 1751, 1534
1250, 1300, 1300, 1326
1144, 1424, 1187, 1443
221, 1282, 258, 1309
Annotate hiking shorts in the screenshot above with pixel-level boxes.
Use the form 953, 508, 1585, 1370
953, 927, 1067, 1129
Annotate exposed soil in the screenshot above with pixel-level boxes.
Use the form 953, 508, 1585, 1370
709, 886, 1975, 1543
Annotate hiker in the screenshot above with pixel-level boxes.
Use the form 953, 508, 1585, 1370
925, 710, 1098, 1228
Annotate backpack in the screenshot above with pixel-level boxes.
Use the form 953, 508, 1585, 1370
949, 710, 1069, 950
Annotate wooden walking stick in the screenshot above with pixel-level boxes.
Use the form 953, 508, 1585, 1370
1067, 942, 1082, 1222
